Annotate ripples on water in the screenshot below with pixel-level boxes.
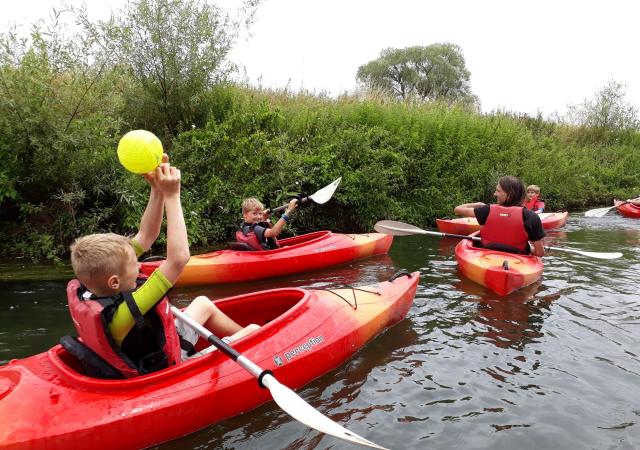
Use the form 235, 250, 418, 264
1, 214, 639, 449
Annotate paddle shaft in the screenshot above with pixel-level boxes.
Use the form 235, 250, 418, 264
270, 196, 309, 214
374, 220, 622, 259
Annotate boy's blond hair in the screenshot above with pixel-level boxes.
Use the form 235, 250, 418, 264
70, 233, 132, 285
241, 197, 264, 213
526, 185, 540, 194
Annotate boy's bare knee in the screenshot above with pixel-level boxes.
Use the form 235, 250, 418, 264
193, 295, 210, 304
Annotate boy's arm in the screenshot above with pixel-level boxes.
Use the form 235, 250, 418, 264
530, 240, 545, 257
155, 164, 190, 284
132, 185, 164, 252
264, 199, 298, 238
133, 154, 169, 251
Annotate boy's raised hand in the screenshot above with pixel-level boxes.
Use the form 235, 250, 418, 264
142, 153, 170, 190
286, 198, 298, 214
154, 163, 181, 197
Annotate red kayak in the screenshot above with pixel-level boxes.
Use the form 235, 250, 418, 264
0, 273, 419, 450
538, 212, 568, 230
614, 199, 640, 218
436, 218, 481, 235
455, 234, 543, 296
140, 231, 393, 286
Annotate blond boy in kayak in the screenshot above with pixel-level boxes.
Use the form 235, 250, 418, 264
525, 185, 545, 213
69, 160, 257, 377
236, 197, 298, 250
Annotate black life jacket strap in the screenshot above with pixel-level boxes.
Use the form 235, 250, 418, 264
123, 291, 148, 331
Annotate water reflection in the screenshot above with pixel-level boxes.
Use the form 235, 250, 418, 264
456, 278, 559, 351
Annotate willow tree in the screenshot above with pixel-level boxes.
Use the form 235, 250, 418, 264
356, 42, 478, 108
565, 80, 639, 130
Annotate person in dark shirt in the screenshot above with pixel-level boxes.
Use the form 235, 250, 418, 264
454, 176, 545, 256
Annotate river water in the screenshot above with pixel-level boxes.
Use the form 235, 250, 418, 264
1, 213, 639, 449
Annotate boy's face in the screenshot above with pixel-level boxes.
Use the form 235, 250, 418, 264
526, 189, 537, 200
118, 245, 139, 292
243, 207, 264, 224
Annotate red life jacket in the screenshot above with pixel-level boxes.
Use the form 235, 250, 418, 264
235, 222, 279, 251
66, 277, 181, 378
525, 195, 545, 211
481, 205, 529, 253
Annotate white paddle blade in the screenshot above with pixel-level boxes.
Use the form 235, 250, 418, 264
374, 220, 428, 236
580, 251, 623, 259
309, 177, 342, 204
546, 246, 623, 259
262, 375, 388, 449
584, 206, 616, 218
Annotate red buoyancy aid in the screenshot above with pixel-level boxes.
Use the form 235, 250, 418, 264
66, 277, 181, 378
235, 222, 279, 251
525, 195, 545, 212
481, 205, 529, 253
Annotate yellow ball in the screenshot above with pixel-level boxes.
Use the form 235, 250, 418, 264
117, 130, 163, 174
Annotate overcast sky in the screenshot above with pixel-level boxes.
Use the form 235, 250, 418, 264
3, 0, 639, 117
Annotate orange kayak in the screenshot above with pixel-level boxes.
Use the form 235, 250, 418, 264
614, 199, 640, 218
140, 231, 393, 286
454, 234, 543, 296
436, 218, 481, 235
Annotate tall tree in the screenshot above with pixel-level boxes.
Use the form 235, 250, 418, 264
76, 0, 261, 137
356, 43, 478, 107
565, 80, 639, 130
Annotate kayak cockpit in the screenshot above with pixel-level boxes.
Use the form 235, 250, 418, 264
231, 230, 333, 254
48, 288, 311, 387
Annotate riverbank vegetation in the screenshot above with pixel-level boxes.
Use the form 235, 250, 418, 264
1, 0, 639, 262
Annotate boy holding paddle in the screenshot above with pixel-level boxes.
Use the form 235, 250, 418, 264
68, 160, 257, 378
236, 197, 298, 250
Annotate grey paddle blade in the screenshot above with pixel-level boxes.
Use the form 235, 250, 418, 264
584, 205, 617, 218
374, 220, 430, 236
585, 200, 632, 218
